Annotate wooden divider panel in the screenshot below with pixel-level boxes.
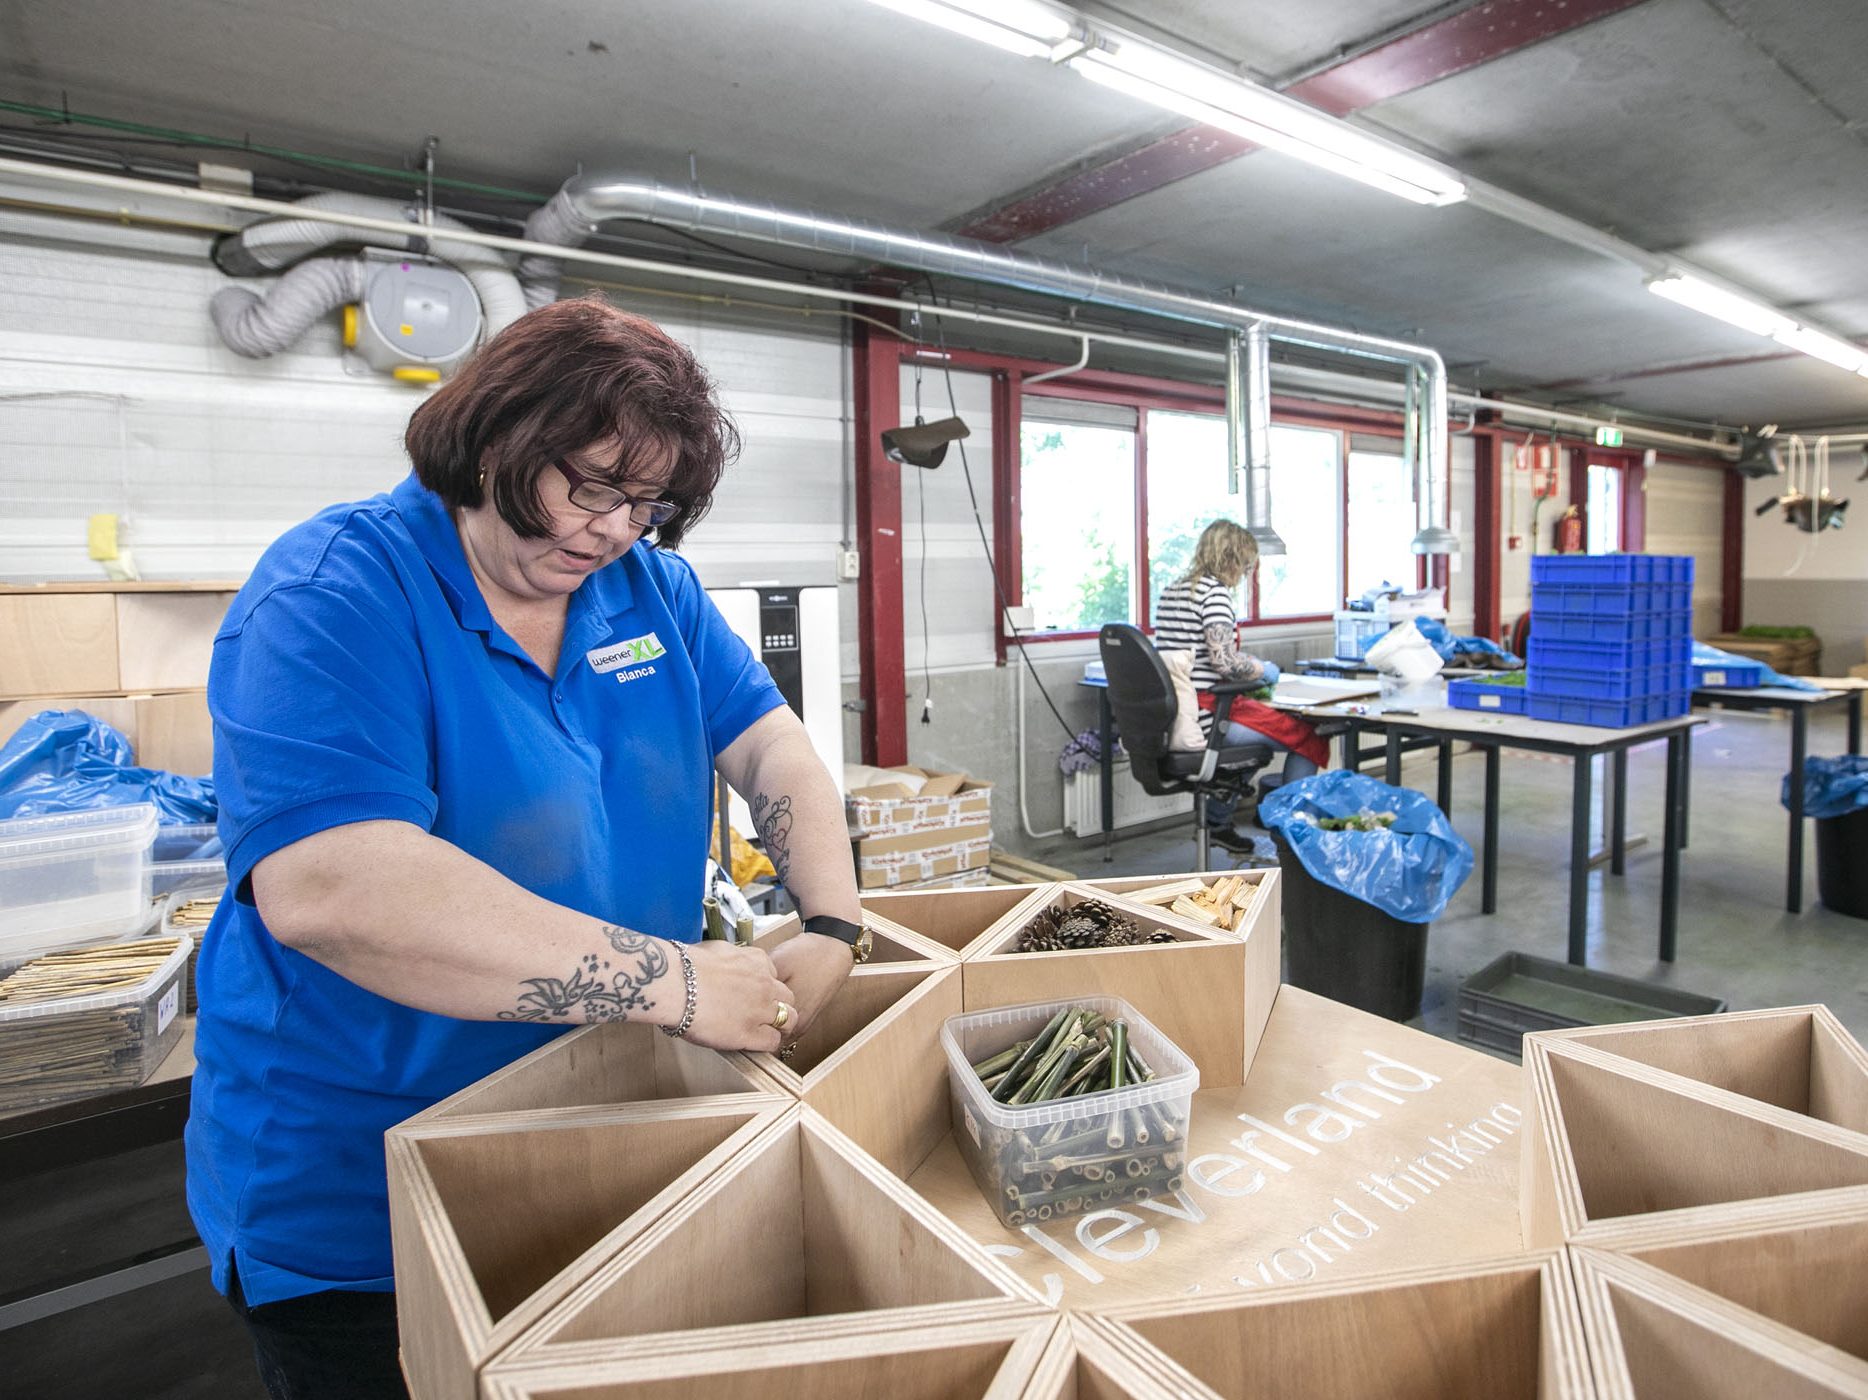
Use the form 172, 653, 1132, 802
748, 963, 942, 1082
482, 1315, 1056, 1400
412, 1022, 777, 1123
754, 909, 955, 964
388, 1099, 787, 1400
1093, 1253, 1588, 1400
1023, 1318, 1195, 1400
862, 883, 1055, 958
1572, 1247, 1868, 1399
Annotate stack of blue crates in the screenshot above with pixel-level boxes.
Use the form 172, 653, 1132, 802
1527, 555, 1694, 727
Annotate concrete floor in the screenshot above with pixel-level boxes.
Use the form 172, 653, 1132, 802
1022, 703, 1868, 1055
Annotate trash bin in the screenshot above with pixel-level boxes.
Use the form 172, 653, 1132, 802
1272, 831, 1428, 1020
1816, 808, 1868, 920
1785, 756, 1868, 920
1260, 771, 1474, 1023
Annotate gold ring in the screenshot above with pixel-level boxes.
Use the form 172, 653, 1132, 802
772, 1001, 792, 1031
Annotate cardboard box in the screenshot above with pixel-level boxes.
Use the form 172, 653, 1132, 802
1706, 633, 1822, 676
845, 766, 992, 839
0, 586, 236, 700
1852, 663, 1868, 682
852, 820, 992, 889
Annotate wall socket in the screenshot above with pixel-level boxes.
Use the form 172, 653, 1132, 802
836, 547, 861, 581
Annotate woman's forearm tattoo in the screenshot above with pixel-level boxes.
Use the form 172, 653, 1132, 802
749, 792, 795, 886
501, 925, 669, 1023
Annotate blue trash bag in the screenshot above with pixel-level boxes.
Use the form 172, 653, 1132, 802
1783, 755, 1868, 820
0, 710, 216, 823
1415, 616, 1522, 669
1691, 640, 1820, 692
1259, 770, 1474, 923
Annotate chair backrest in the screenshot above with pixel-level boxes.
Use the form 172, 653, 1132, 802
1098, 624, 1177, 772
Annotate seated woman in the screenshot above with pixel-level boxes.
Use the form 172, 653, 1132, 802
1154, 519, 1327, 837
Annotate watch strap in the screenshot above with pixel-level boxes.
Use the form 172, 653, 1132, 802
801, 914, 865, 946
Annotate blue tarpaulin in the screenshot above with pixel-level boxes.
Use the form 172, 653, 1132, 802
1783, 755, 1868, 820
1260, 770, 1474, 923
0, 710, 216, 823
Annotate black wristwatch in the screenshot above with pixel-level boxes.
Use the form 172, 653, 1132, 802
802, 914, 873, 964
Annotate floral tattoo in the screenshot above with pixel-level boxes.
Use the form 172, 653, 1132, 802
749, 792, 795, 887
502, 925, 669, 1023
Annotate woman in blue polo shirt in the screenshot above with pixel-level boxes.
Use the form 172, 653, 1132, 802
187, 296, 864, 1399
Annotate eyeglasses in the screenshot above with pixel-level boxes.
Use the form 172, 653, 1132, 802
551, 458, 680, 528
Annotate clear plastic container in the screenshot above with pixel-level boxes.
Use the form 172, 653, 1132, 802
0, 804, 160, 964
147, 823, 226, 900
0, 934, 192, 1113
940, 995, 1198, 1230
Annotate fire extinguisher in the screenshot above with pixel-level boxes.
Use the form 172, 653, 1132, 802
1555, 503, 1586, 554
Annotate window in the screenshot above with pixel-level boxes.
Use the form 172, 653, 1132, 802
1019, 411, 1136, 633
1346, 443, 1422, 599
1586, 463, 1623, 553
1011, 389, 1407, 638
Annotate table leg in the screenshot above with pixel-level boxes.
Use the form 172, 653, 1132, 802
1482, 745, 1500, 915
1436, 741, 1453, 816
1610, 749, 1628, 876
1788, 706, 1807, 911
1661, 731, 1682, 962
1099, 689, 1115, 864
1679, 723, 1692, 849
1385, 729, 1402, 787
1568, 754, 1593, 966
1340, 718, 1360, 772
1851, 692, 1862, 755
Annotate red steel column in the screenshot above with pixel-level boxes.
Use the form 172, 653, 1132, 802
1722, 468, 1745, 633
853, 324, 906, 766
991, 369, 1022, 665
1472, 432, 1501, 639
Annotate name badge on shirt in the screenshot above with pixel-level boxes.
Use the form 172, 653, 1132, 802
587, 631, 666, 684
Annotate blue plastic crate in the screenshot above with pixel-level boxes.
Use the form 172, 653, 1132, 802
1334, 613, 1394, 661
1534, 612, 1661, 644
1528, 689, 1691, 728
1693, 659, 1764, 689
1448, 678, 1530, 714
1528, 637, 1684, 672
1529, 664, 1682, 702
1529, 554, 1694, 587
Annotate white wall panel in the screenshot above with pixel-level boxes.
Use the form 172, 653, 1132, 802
1645, 461, 1725, 636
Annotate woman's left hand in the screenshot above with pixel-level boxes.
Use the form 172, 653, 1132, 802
769, 932, 855, 1037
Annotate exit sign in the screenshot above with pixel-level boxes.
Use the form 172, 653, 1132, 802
1595, 426, 1625, 447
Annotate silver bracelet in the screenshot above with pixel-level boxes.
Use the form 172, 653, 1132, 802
661, 942, 699, 1039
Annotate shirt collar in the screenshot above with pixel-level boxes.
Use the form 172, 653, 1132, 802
389, 472, 640, 633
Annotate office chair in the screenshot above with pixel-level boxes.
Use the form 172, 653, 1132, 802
1098, 624, 1276, 872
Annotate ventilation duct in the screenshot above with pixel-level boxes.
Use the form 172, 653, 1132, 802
520, 172, 1457, 554
1225, 325, 1283, 555
210, 255, 367, 359
210, 191, 526, 357
1406, 361, 1459, 553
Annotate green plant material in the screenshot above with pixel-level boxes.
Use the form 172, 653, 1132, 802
990, 1009, 1070, 1103
978, 1005, 1156, 1107
701, 897, 731, 941
1109, 1020, 1129, 1090
1315, 809, 1398, 832
1472, 671, 1528, 687
1738, 625, 1815, 639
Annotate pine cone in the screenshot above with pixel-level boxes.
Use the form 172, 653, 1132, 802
1013, 904, 1069, 953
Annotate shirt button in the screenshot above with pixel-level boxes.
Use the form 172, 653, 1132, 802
554, 691, 564, 702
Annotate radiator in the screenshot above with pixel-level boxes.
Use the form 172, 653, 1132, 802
1065, 758, 1194, 836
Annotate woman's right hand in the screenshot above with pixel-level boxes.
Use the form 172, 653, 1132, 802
674, 939, 793, 1052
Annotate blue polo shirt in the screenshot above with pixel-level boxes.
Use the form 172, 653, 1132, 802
185, 473, 783, 1307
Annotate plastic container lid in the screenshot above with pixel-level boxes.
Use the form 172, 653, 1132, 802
0, 803, 160, 865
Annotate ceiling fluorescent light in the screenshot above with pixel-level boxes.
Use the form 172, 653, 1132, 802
1771, 325, 1868, 374
863, 0, 1067, 58
1070, 43, 1466, 207
1646, 274, 1796, 338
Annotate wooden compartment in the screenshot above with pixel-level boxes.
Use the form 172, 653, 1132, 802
1572, 1246, 1868, 1398
753, 908, 955, 964
1093, 1253, 1590, 1400
960, 882, 1261, 1088
1538, 1005, 1868, 1133
1022, 1317, 1194, 1400
497, 1108, 1036, 1370
481, 1315, 1056, 1400
1520, 1034, 1868, 1247
409, 1021, 780, 1124
1075, 870, 1279, 943
388, 1098, 787, 1400
861, 882, 1054, 958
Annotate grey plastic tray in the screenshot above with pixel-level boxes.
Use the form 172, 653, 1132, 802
1457, 951, 1726, 1058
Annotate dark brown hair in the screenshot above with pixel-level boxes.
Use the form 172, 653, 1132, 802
404, 294, 737, 548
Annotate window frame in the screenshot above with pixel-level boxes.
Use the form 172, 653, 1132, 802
988, 353, 1431, 649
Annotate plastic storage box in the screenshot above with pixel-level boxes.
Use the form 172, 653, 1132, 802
1693, 659, 1764, 689
1333, 612, 1395, 661
0, 934, 193, 1113
1447, 677, 1529, 714
941, 995, 1197, 1230
147, 823, 226, 900
1456, 950, 1726, 1058
0, 804, 160, 965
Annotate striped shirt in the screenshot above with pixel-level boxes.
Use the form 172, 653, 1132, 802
1154, 574, 1268, 690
